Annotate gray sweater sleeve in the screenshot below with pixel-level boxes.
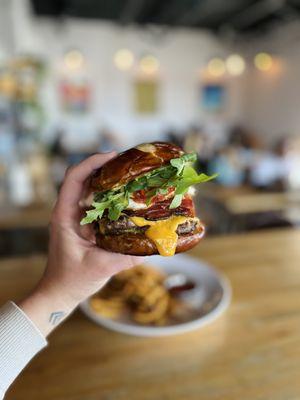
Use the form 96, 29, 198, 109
0, 302, 47, 398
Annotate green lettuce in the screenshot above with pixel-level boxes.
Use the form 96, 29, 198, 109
80, 152, 217, 225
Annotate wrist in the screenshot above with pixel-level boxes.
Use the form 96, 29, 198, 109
36, 278, 81, 311
18, 280, 78, 338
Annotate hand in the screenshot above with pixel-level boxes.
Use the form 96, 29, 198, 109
19, 153, 143, 336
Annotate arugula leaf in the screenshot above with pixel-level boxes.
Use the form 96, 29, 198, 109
80, 151, 216, 224
81, 191, 128, 225
108, 203, 123, 221
170, 152, 197, 176
170, 158, 185, 175
158, 187, 169, 195
126, 177, 147, 192
80, 209, 104, 225
169, 194, 183, 209
174, 166, 217, 196
182, 153, 197, 162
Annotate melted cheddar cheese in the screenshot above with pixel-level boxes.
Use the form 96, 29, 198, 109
130, 215, 194, 257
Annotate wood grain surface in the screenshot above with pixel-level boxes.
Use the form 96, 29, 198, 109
0, 205, 51, 229
2, 228, 300, 400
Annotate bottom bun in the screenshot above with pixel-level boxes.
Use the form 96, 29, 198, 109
95, 223, 205, 256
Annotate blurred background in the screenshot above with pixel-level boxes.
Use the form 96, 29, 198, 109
1, 0, 300, 257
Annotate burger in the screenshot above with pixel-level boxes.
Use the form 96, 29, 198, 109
81, 142, 216, 256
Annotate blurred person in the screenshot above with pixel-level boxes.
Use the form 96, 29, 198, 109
228, 125, 262, 150
227, 126, 262, 185
165, 128, 182, 148
209, 146, 245, 187
202, 115, 230, 155
49, 128, 68, 191
183, 125, 203, 154
280, 135, 300, 190
0, 153, 142, 398
183, 125, 208, 172
50, 156, 68, 191
49, 128, 66, 158
249, 138, 289, 191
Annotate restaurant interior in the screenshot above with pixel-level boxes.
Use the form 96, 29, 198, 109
1, 0, 300, 399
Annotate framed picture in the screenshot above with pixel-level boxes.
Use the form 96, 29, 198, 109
60, 79, 90, 113
202, 84, 225, 111
134, 80, 158, 114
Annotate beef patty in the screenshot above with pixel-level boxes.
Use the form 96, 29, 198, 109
97, 215, 200, 236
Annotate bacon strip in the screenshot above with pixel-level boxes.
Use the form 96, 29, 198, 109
125, 196, 195, 220
132, 187, 175, 204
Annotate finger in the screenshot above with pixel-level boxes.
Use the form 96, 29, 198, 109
86, 248, 144, 278
53, 152, 116, 224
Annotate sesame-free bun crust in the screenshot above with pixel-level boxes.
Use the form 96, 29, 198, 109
91, 142, 183, 192
95, 223, 205, 256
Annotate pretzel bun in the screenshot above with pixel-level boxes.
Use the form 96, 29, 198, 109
91, 142, 183, 192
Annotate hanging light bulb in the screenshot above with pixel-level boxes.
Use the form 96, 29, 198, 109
139, 55, 160, 75
254, 52, 273, 71
114, 49, 134, 71
207, 58, 226, 77
64, 50, 84, 71
226, 54, 245, 76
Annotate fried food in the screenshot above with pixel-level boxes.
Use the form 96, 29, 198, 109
89, 264, 184, 325
89, 297, 125, 319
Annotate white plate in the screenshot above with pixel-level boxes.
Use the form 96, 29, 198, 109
80, 254, 231, 337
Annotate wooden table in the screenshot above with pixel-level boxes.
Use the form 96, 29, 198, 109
0, 205, 52, 230
224, 192, 289, 215
204, 185, 289, 215
2, 229, 300, 400
205, 185, 300, 216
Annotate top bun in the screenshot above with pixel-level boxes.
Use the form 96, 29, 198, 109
91, 142, 184, 192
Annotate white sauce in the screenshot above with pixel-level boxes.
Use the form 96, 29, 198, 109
127, 198, 148, 210
188, 186, 196, 196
